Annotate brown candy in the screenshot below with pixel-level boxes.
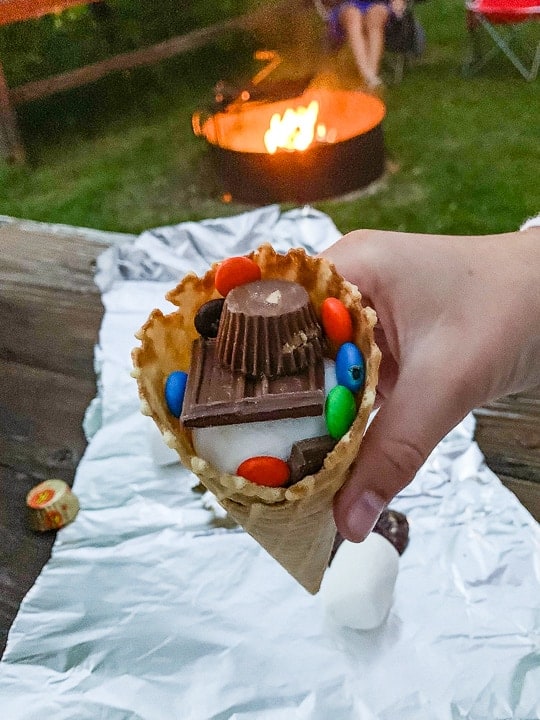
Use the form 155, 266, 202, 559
194, 298, 225, 339
373, 508, 409, 556
215, 279, 323, 378
329, 508, 409, 565
287, 435, 338, 486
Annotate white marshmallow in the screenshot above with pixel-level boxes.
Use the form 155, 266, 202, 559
192, 359, 337, 475
320, 532, 399, 630
192, 414, 329, 474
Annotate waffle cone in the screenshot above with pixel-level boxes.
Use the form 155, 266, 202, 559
132, 244, 380, 594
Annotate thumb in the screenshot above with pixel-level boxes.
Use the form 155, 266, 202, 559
334, 362, 469, 541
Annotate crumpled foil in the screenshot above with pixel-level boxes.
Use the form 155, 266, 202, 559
1, 206, 539, 720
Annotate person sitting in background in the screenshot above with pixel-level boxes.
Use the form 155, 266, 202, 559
314, 0, 407, 88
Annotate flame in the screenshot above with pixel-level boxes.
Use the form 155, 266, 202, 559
264, 100, 325, 154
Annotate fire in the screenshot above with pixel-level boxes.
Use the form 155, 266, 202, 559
264, 100, 326, 154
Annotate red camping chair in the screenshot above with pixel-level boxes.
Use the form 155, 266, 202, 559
464, 0, 540, 80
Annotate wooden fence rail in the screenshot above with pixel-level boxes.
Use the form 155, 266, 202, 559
0, 0, 303, 162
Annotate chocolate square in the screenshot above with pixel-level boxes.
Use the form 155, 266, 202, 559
288, 435, 338, 485
181, 339, 325, 428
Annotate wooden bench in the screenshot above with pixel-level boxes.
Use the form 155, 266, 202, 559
0, 215, 538, 657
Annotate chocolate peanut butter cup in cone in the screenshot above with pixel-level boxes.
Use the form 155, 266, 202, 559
132, 244, 380, 594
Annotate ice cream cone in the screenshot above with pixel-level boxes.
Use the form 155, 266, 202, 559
132, 244, 380, 593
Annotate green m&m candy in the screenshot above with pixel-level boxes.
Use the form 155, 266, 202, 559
325, 385, 357, 440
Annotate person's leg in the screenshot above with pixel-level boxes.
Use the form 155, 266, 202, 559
339, 4, 373, 85
364, 3, 390, 81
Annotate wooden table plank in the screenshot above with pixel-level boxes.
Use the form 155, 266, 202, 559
0, 465, 60, 653
0, 217, 538, 661
498, 475, 540, 522
0, 221, 120, 472
474, 389, 540, 483
0, 218, 133, 657
0, 359, 97, 475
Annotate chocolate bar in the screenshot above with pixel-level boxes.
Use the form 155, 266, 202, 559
287, 435, 338, 485
181, 339, 325, 428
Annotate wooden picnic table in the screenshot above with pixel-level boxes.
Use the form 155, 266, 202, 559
0, 216, 539, 658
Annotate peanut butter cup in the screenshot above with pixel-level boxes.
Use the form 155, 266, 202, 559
215, 279, 323, 378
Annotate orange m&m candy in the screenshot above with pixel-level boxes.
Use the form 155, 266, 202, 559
236, 456, 291, 487
321, 297, 353, 345
215, 256, 261, 296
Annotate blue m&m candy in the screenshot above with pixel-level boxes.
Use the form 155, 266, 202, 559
335, 342, 365, 393
164, 371, 188, 418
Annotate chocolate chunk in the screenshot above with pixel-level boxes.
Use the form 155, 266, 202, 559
194, 298, 225, 339
216, 279, 323, 378
180, 339, 325, 427
329, 508, 409, 565
287, 435, 338, 485
373, 509, 409, 556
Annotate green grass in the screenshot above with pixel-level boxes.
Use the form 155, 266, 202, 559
0, 0, 538, 235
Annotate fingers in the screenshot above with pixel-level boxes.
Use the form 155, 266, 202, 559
324, 231, 474, 539
334, 361, 468, 541
324, 228, 540, 541
320, 230, 381, 300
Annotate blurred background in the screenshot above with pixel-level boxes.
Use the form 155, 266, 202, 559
0, 0, 537, 235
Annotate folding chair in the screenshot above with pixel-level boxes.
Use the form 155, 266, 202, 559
312, 0, 426, 84
464, 0, 540, 80
384, 1, 427, 82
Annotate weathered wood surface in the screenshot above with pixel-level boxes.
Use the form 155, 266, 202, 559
0, 217, 538, 657
474, 392, 540, 483
0, 218, 134, 656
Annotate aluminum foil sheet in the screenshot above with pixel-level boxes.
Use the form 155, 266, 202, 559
1, 206, 539, 719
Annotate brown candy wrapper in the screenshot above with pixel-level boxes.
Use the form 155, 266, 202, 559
330, 509, 410, 565
132, 244, 380, 594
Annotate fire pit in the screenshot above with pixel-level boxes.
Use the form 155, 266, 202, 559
193, 87, 386, 205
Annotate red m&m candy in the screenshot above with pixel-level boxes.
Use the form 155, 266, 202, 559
236, 456, 290, 487
215, 256, 261, 296
321, 297, 353, 345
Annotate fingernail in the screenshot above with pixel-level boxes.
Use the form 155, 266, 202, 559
346, 490, 386, 541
